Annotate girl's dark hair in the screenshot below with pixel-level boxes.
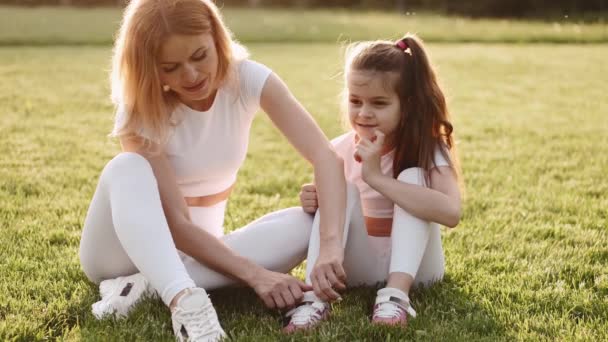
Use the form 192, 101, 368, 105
345, 33, 460, 181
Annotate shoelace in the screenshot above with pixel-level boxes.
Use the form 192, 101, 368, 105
286, 302, 326, 325
175, 302, 221, 338
374, 301, 405, 319
374, 299, 417, 318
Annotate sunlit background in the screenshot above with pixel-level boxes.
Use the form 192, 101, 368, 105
1, 1, 606, 341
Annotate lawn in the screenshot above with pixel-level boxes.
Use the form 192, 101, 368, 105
1, 6, 607, 342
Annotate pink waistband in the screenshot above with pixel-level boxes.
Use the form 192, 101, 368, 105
184, 183, 234, 207
365, 216, 393, 237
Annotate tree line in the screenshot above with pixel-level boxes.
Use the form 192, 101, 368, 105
2, 0, 605, 18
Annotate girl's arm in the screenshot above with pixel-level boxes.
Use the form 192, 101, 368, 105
366, 166, 461, 228
259, 73, 348, 301
356, 131, 461, 228
120, 136, 310, 309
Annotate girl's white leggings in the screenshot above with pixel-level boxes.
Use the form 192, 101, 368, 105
305, 167, 445, 289
79, 152, 313, 306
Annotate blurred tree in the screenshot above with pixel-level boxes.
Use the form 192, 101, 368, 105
0, 0, 604, 18
396, 0, 406, 13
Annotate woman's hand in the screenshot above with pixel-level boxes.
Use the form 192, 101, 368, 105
310, 239, 347, 302
355, 130, 386, 184
299, 183, 318, 214
248, 268, 313, 310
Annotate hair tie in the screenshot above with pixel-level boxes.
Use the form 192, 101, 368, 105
395, 39, 412, 56
395, 40, 408, 50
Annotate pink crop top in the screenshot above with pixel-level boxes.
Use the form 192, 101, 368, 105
331, 131, 450, 235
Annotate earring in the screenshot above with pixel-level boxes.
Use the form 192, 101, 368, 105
162, 85, 171, 92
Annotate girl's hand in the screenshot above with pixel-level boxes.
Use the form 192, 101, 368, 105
354, 130, 386, 183
310, 239, 347, 302
299, 183, 318, 214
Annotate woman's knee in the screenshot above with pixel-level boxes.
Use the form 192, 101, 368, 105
101, 152, 155, 185
105, 152, 151, 175
397, 167, 426, 186
283, 207, 314, 239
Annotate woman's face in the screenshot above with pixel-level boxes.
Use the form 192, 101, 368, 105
158, 33, 219, 109
347, 69, 401, 143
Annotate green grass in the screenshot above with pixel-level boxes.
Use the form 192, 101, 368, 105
0, 5, 607, 45
1, 6, 607, 341
1, 42, 607, 341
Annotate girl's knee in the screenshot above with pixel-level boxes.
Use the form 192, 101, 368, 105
397, 167, 426, 186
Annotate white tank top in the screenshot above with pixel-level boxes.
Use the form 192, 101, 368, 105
113, 59, 272, 197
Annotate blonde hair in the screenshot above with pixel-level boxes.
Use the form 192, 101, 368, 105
110, 0, 247, 144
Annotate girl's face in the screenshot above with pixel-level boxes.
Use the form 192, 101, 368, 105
347, 69, 401, 144
158, 33, 219, 109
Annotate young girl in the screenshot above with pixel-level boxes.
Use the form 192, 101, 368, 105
283, 34, 462, 331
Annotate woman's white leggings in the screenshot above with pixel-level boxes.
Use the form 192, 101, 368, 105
79, 152, 313, 306
305, 168, 445, 289
79, 153, 443, 307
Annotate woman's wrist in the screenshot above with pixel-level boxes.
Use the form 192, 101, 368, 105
241, 259, 265, 287
319, 236, 342, 254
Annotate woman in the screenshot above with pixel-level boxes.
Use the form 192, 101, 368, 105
78, 0, 346, 340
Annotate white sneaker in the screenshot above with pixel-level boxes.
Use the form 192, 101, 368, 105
282, 301, 330, 333
371, 287, 416, 327
92, 273, 153, 319
171, 288, 226, 342
282, 292, 330, 333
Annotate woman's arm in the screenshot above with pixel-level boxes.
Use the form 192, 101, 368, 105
259, 73, 348, 301
120, 136, 310, 308
355, 132, 461, 228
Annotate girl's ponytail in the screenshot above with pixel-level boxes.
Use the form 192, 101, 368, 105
392, 35, 458, 180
